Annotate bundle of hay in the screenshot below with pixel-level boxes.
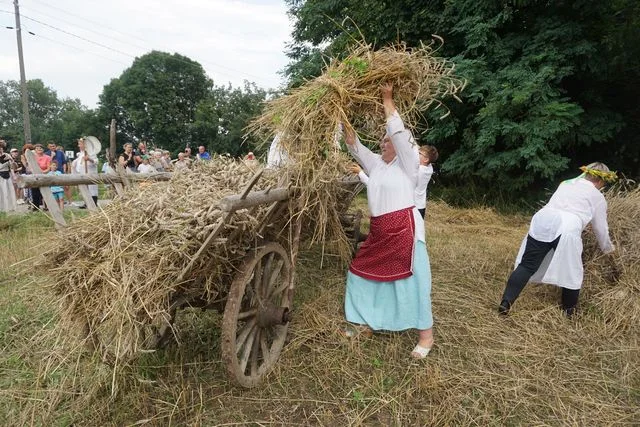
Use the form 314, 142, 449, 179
583, 184, 640, 331
40, 158, 284, 362
248, 41, 465, 258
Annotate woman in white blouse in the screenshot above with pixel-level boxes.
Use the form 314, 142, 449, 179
344, 83, 434, 359
499, 162, 618, 316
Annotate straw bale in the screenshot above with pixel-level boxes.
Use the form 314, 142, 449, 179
583, 185, 640, 331
38, 158, 285, 362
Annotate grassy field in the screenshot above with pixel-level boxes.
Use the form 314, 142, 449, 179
0, 199, 638, 426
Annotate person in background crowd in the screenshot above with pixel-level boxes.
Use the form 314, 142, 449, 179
0, 140, 17, 212
415, 145, 438, 219
119, 143, 137, 173
134, 142, 148, 168
47, 161, 64, 210
161, 150, 172, 171
71, 138, 98, 207
343, 83, 434, 359
20, 143, 34, 206
45, 141, 67, 173
184, 146, 193, 160
172, 152, 190, 171
137, 155, 156, 173
10, 148, 24, 203
196, 145, 211, 161
498, 162, 620, 317
57, 144, 73, 205
31, 144, 52, 210
150, 150, 165, 172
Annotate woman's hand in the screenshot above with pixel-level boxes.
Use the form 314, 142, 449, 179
380, 82, 393, 99
344, 125, 356, 146
381, 82, 396, 118
348, 163, 362, 174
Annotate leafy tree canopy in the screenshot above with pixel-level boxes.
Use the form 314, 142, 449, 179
285, 0, 640, 193
0, 79, 99, 151
98, 51, 213, 153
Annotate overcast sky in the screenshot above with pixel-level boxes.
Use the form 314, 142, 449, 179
0, 0, 294, 108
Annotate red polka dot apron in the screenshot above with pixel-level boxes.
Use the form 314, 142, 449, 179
349, 207, 415, 282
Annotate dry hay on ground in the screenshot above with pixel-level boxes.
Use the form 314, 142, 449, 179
583, 185, 640, 332
8, 199, 639, 425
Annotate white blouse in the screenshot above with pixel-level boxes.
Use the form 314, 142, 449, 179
348, 112, 425, 243
414, 164, 433, 209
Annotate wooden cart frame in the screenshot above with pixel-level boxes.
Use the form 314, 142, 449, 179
134, 170, 363, 388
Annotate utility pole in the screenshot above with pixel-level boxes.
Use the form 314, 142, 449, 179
14, 0, 32, 144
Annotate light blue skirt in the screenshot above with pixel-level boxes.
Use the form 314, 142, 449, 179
345, 241, 433, 331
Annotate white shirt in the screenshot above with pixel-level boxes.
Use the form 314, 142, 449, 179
414, 164, 433, 209
137, 163, 156, 174
267, 134, 289, 168
530, 177, 613, 253
348, 111, 425, 243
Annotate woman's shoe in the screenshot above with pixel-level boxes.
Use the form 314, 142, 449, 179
411, 344, 432, 359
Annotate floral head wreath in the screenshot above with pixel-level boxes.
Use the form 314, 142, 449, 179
580, 166, 618, 183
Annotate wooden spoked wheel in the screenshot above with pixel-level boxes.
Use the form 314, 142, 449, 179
221, 242, 293, 388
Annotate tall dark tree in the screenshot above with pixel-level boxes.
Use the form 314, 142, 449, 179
98, 51, 213, 153
285, 0, 640, 194
192, 82, 268, 157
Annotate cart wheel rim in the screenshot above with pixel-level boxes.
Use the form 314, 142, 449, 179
221, 242, 292, 388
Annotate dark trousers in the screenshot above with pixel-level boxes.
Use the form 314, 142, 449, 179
31, 188, 42, 208
501, 235, 580, 314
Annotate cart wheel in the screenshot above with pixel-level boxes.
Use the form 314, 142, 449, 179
341, 210, 364, 252
221, 242, 292, 388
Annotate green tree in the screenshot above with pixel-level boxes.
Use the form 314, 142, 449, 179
98, 51, 213, 153
192, 82, 267, 157
0, 79, 99, 150
285, 0, 640, 193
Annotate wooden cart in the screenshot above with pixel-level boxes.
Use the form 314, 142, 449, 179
123, 170, 364, 388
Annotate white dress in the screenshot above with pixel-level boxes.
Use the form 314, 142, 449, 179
0, 154, 16, 212
515, 177, 614, 289
72, 150, 99, 197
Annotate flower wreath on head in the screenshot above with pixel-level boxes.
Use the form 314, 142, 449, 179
580, 166, 618, 183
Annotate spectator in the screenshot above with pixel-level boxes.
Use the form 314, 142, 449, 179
71, 138, 98, 207
0, 140, 17, 212
31, 144, 52, 210
172, 152, 190, 171
47, 161, 64, 210
45, 141, 67, 173
196, 145, 211, 161
134, 142, 148, 168
137, 155, 156, 173
10, 148, 24, 203
119, 143, 137, 173
20, 143, 34, 206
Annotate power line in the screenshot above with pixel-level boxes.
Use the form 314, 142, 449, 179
22, 24, 130, 66
2, 6, 280, 87
21, 0, 272, 84
20, 14, 137, 58
19, 3, 150, 52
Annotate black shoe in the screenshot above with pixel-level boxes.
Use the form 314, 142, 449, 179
563, 306, 577, 318
78, 205, 87, 209
498, 300, 511, 316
